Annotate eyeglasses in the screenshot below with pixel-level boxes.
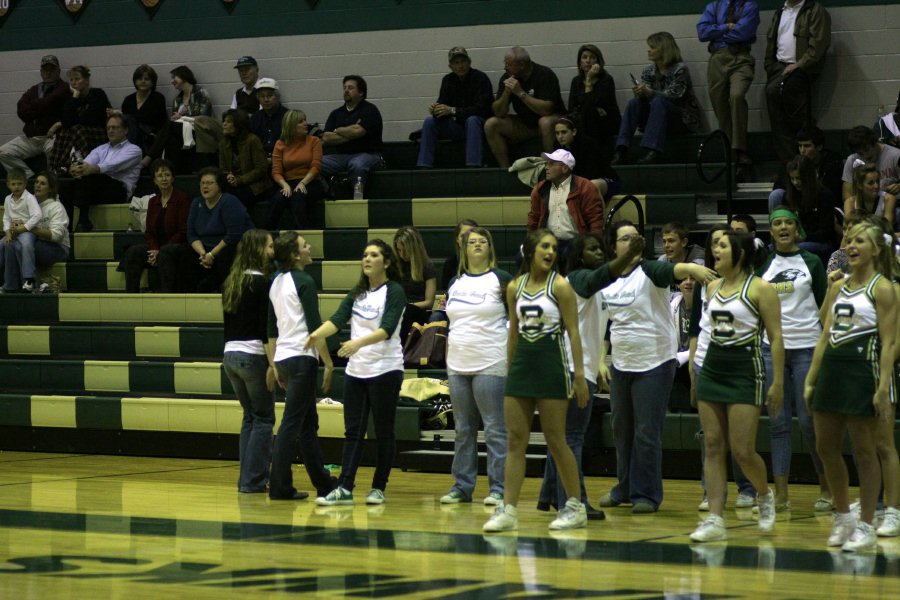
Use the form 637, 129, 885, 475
617, 234, 637, 242
467, 239, 490, 246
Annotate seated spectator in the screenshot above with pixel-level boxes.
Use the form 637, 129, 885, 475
485, 46, 565, 168
840, 125, 900, 202
231, 56, 261, 113
554, 116, 620, 199
825, 209, 868, 274
321, 75, 384, 193
31, 172, 71, 288
416, 46, 493, 169
219, 109, 270, 209
670, 273, 696, 413
0, 55, 69, 181
874, 89, 900, 149
122, 159, 191, 293
658, 221, 705, 265
119, 64, 168, 169
63, 113, 142, 232
393, 225, 437, 342
612, 32, 704, 165
46, 65, 111, 175
526, 149, 604, 266
769, 126, 844, 212
266, 109, 324, 230
844, 162, 896, 231
780, 155, 837, 262
187, 167, 254, 292
249, 78, 288, 161
166, 65, 215, 173
567, 44, 620, 155
0, 168, 42, 292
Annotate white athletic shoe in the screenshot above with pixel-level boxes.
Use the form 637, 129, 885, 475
483, 503, 518, 532
757, 490, 775, 532
549, 500, 587, 531
842, 522, 877, 553
876, 507, 900, 537
440, 490, 468, 504
828, 512, 857, 547
698, 495, 709, 511
690, 514, 727, 542
735, 492, 756, 509
365, 489, 385, 505
849, 500, 885, 527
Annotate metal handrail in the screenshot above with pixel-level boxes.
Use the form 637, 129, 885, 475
696, 129, 734, 221
605, 194, 646, 235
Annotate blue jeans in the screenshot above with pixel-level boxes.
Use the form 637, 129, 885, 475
694, 362, 756, 497
416, 115, 485, 168
320, 152, 384, 188
338, 370, 403, 492
223, 351, 275, 492
762, 345, 823, 478
1, 232, 38, 290
616, 94, 688, 153
270, 355, 336, 498
609, 359, 676, 508
539, 379, 597, 508
446, 372, 506, 499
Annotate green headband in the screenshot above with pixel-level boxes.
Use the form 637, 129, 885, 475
769, 208, 806, 240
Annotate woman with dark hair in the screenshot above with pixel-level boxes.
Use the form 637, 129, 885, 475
690, 232, 784, 542
567, 44, 621, 152
393, 225, 437, 341
536, 232, 642, 518
120, 64, 168, 168
266, 110, 324, 230
598, 220, 715, 514
167, 65, 214, 172
221, 229, 275, 494
612, 32, 704, 165
170, 66, 212, 119
186, 167, 254, 292
307, 240, 407, 506
553, 116, 620, 199
690, 224, 757, 511
439, 226, 512, 506
46, 65, 111, 175
758, 207, 831, 512
805, 221, 897, 551
483, 229, 589, 532
219, 108, 270, 209
782, 155, 837, 263
267, 231, 337, 501
123, 158, 191, 292
844, 163, 896, 231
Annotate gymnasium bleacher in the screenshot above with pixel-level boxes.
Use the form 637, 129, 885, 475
0, 130, 891, 480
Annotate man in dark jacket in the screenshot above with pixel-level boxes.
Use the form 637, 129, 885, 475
0, 55, 69, 179
764, 0, 831, 161
416, 47, 493, 168
527, 149, 604, 264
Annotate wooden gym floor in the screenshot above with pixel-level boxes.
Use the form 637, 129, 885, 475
0, 451, 896, 599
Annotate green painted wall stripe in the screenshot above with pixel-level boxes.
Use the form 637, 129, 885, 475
0, 0, 889, 52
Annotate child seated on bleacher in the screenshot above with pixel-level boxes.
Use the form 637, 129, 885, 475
1, 168, 43, 292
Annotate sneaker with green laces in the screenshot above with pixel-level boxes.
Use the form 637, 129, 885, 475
483, 492, 503, 506
440, 490, 470, 504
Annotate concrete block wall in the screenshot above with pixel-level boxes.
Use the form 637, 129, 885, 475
0, 3, 897, 145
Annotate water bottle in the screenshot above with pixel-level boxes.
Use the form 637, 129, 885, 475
352, 176, 364, 200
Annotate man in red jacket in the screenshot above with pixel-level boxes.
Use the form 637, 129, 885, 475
0, 56, 70, 180
527, 149, 604, 265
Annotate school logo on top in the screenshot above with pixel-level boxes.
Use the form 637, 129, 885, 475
769, 268, 807, 295
352, 303, 382, 321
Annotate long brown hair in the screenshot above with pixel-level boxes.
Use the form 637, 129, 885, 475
393, 226, 431, 282
351, 239, 401, 299
222, 229, 272, 313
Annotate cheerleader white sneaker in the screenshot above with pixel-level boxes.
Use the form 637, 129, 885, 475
549, 500, 587, 530
842, 522, 877, 553
828, 512, 857, 547
876, 507, 900, 537
690, 514, 727, 542
757, 490, 776, 532
483, 503, 518, 533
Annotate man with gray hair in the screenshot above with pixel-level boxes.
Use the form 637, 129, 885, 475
485, 46, 565, 168
0, 55, 69, 179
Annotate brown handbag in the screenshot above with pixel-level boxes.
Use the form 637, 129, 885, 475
402, 320, 448, 368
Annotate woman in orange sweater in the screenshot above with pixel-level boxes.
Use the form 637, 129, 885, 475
266, 110, 324, 229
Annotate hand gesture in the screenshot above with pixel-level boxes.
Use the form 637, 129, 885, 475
147, 249, 159, 266
337, 339, 362, 358
503, 77, 523, 97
